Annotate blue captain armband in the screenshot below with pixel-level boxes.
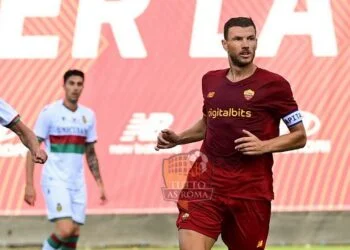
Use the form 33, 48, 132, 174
282, 110, 302, 128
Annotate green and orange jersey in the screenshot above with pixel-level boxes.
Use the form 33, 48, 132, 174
34, 100, 97, 188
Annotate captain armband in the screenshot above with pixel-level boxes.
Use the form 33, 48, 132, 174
282, 110, 302, 128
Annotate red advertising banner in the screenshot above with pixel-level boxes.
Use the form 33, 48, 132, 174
0, 0, 348, 214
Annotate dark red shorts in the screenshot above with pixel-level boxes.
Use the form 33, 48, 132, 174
176, 198, 271, 250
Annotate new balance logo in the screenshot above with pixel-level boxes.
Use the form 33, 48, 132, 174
120, 112, 174, 142
0, 126, 27, 157
109, 112, 182, 155
256, 240, 264, 248
0, 126, 16, 142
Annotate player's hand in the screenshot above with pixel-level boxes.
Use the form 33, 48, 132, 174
155, 129, 180, 151
32, 149, 48, 164
234, 130, 267, 155
98, 184, 107, 205
24, 185, 36, 206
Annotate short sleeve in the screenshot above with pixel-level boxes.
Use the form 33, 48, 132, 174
268, 80, 302, 128
86, 112, 97, 143
0, 99, 20, 127
34, 107, 51, 140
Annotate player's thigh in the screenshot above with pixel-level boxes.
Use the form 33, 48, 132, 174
221, 199, 271, 250
70, 186, 87, 225
42, 185, 73, 221
179, 229, 216, 250
176, 198, 224, 244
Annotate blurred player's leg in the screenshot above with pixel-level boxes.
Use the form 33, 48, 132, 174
42, 234, 62, 250
176, 197, 223, 250
59, 186, 86, 249
179, 229, 216, 250
59, 223, 80, 250
42, 219, 77, 249
41, 184, 77, 249
221, 199, 271, 250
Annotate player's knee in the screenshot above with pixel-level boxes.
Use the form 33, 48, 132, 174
56, 224, 75, 239
72, 224, 80, 236
180, 242, 208, 250
179, 230, 213, 250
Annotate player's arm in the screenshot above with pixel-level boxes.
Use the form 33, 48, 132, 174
24, 137, 44, 206
178, 115, 207, 144
156, 115, 207, 150
85, 142, 107, 202
10, 120, 47, 164
261, 122, 306, 153
24, 106, 50, 205
234, 123, 306, 155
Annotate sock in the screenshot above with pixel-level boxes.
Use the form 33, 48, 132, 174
60, 235, 79, 250
43, 233, 63, 250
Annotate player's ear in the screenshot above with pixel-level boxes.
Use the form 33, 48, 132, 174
222, 39, 228, 52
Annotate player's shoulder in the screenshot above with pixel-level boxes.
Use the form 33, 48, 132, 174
203, 68, 228, 79
257, 68, 289, 84
202, 69, 228, 89
78, 104, 95, 117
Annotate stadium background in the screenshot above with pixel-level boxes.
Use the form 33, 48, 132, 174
0, 0, 348, 249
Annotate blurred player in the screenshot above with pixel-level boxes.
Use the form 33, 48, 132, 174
0, 98, 47, 163
156, 17, 307, 250
24, 69, 107, 250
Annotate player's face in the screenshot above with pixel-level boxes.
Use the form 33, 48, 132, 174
64, 75, 84, 103
222, 26, 257, 67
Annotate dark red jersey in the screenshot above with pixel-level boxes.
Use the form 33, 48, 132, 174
199, 67, 301, 200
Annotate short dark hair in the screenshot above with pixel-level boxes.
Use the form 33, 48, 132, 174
224, 17, 256, 40
63, 69, 84, 83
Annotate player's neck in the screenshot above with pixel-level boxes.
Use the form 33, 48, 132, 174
227, 64, 257, 83
63, 99, 78, 112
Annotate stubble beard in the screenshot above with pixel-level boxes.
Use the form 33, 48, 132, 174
229, 53, 255, 68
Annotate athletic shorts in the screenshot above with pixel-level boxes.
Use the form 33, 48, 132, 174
176, 197, 271, 250
42, 182, 87, 224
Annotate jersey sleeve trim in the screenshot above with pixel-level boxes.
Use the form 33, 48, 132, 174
85, 139, 97, 144
37, 136, 45, 142
5, 115, 20, 128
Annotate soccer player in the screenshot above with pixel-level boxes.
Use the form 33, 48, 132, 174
0, 98, 47, 163
24, 69, 107, 250
156, 17, 307, 250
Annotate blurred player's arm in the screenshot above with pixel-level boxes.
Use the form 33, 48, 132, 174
235, 123, 307, 155
10, 121, 47, 164
156, 115, 207, 150
24, 137, 44, 206
85, 142, 107, 203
